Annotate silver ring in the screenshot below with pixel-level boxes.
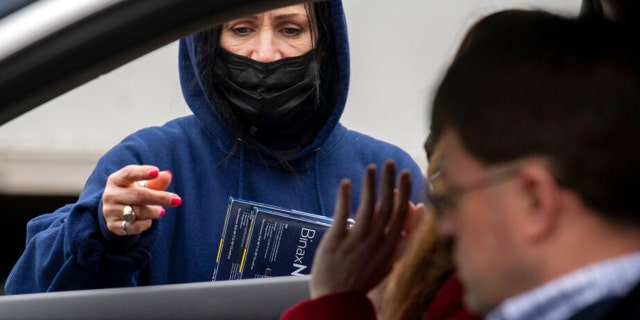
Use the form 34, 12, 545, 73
121, 220, 129, 236
123, 205, 136, 223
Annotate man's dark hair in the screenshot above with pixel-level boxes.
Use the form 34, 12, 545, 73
431, 10, 640, 225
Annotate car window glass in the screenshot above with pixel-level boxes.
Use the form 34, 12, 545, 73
0, 2, 581, 299
0, 0, 581, 196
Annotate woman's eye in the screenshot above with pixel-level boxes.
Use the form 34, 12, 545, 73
281, 27, 302, 37
232, 27, 251, 36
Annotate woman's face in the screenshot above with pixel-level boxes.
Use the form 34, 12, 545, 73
219, 4, 316, 63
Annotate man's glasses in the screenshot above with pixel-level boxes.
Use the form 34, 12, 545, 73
426, 165, 521, 216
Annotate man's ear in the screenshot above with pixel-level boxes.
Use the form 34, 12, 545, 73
518, 163, 561, 242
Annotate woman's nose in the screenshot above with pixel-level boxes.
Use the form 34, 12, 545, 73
250, 31, 283, 62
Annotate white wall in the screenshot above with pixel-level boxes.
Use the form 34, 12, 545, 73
0, 0, 581, 195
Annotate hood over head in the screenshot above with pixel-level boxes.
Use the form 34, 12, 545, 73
178, 0, 350, 160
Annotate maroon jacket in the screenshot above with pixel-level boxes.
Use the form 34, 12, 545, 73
281, 273, 481, 320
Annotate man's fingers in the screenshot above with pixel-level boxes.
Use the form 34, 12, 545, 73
405, 202, 427, 235
374, 161, 397, 234
328, 179, 352, 238
353, 165, 377, 233
387, 170, 412, 242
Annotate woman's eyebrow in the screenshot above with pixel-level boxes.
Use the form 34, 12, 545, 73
231, 15, 258, 22
274, 13, 304, 21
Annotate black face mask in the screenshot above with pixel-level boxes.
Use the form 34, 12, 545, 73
212, 47, 322, 147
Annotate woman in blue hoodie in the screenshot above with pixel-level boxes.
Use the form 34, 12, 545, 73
5, 0, 423, 293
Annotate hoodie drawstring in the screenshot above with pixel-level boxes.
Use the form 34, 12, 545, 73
238, 146, 245, 199
313, 148, 326, 217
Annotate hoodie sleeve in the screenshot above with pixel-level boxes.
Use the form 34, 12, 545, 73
4, 133, 162, 294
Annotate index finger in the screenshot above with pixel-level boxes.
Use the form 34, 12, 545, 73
327, 179, 352, 239
387, 170, 412, 240
110, 165, 160, 187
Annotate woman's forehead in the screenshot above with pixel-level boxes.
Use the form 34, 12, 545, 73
237, 4, 309, 22
269, 4, 309, 16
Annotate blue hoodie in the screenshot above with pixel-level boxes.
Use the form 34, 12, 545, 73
5, 0, 424, 294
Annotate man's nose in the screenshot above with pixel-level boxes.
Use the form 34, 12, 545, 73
250, 31, 282, 63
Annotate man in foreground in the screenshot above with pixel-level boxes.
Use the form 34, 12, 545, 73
430, 10, 640, 319
283, 9, 640, 320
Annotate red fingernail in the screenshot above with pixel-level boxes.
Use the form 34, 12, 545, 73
160, 208, 166, 217
171, 197, 182, 206
148, 169, 159, 178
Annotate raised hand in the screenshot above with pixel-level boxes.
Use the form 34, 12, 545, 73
309, 160, 412, 298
